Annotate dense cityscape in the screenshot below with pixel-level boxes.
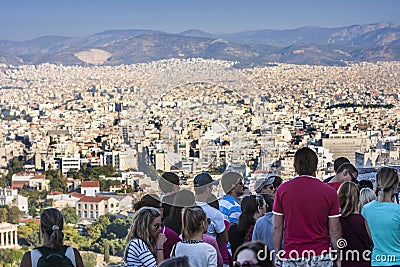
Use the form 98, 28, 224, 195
0, 58, 400, 266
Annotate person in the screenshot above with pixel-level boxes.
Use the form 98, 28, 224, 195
273, 147, 341, 267
194, 173, 228, 242
20, 208, 84, 267
173, 206, 218, 267
358, 187, 376, 211
233, 241, 273, 267
358, 179, 374, 190
252, 193, 275, 256
338, 182, 371, 267
361, 167, 400, 267
328, 162, 358, 191
323, 157, 351, 183
272, 175, 283, 189
159, 256, 192, 267
228, 194, 266, 255
123, 207, 167, 266
134, 194, 181, 260
219, 171, 244, 224
163, 189, 196, 235
242, 186, 252, 197
208, 194, 232, 267
159, 172, 180, 219
254, 176, 276, 197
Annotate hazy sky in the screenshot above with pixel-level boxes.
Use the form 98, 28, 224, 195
1, 0, 399, 40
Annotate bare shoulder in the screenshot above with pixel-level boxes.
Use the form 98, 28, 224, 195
73, 247, 85, 267
20, 251, 31, 267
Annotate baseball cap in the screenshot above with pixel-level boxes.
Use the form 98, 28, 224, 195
254, 177, 275, 193
194, 173, 219, 187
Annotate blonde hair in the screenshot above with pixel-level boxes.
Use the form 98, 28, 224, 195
375, 167, 399, 202
40, 208, 64, 249
359, 187, 376, 211
181, 206, 207, 240
126, 207, 161, 256
338, 182, 359, 217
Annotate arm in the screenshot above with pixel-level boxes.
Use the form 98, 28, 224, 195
155, 233, 167, 265
73, 248, 85, 267
364, 219, 372, 241
217, 228, 229, 243
328, 217, 342, 267
19, 252, 31, 267
215, 210, 229, 243
272, 214, 284, 263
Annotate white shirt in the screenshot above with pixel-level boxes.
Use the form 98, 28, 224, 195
196, 201, 226, 238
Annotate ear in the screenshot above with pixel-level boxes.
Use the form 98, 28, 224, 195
201, 220, 208, 231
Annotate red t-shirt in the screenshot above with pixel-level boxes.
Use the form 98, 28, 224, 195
327, 181, 342, 191
273, 175, 341, 258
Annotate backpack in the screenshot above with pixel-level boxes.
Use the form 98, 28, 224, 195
32, 246, 75, 267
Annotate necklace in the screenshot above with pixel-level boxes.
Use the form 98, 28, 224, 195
181, 240, 204, 244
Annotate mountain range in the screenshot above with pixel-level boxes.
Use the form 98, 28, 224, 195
0, 22, 399, 67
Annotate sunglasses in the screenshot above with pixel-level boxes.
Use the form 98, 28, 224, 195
236, 181, 244, 186
233, 261, 258, 267
207, 218, 211, 224
349, 172, 358, 183
153, 222, 163, 231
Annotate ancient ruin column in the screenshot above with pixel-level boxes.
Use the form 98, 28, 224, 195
14, 231, 17, 246
5, 231, 8, 246
9, 231, 13, 245
0, 232, 4, 247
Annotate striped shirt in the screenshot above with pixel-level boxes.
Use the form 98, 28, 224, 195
124, 239, 157, 267
219, 195, 241, 224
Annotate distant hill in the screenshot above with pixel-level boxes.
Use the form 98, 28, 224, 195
0, 23, 399, 67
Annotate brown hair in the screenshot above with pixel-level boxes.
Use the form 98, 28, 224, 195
40, 208, 64, 249
338, 182, 359, 217
375, 167, 399, 202
294, 147, 318, 176
181, 206, 207, 240
233, 241, 273, 267
134, 194, 161, 211
126, 207, 161, 256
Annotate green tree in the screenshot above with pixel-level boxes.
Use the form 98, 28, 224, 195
7, 206, 22, 224
45, 169, 68, 192
0, 207, 7, 223
18, 221, 40, 247
87, 223, 102, 240
5, 156, 25, 186
109, 238, 126, 257
0, 248, 24, 266
104, 240, 110, 263
62, 207, 79, 224
80, 251, 97, 267
63, 225, 91, 249
106, 218, 129, 239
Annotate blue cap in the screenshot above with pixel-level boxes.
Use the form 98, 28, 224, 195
194, 173, 219, 187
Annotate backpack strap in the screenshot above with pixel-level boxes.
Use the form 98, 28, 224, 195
32, 246, 76, 267
30, 249, 42, 267
65, 246, 76, 267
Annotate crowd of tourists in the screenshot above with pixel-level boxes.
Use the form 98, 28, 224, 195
122, 147, 400, 267
21, 147, 399, 267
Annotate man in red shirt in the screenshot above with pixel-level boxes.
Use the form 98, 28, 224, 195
327, 163, 358, 191
273, 147, 342, 267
